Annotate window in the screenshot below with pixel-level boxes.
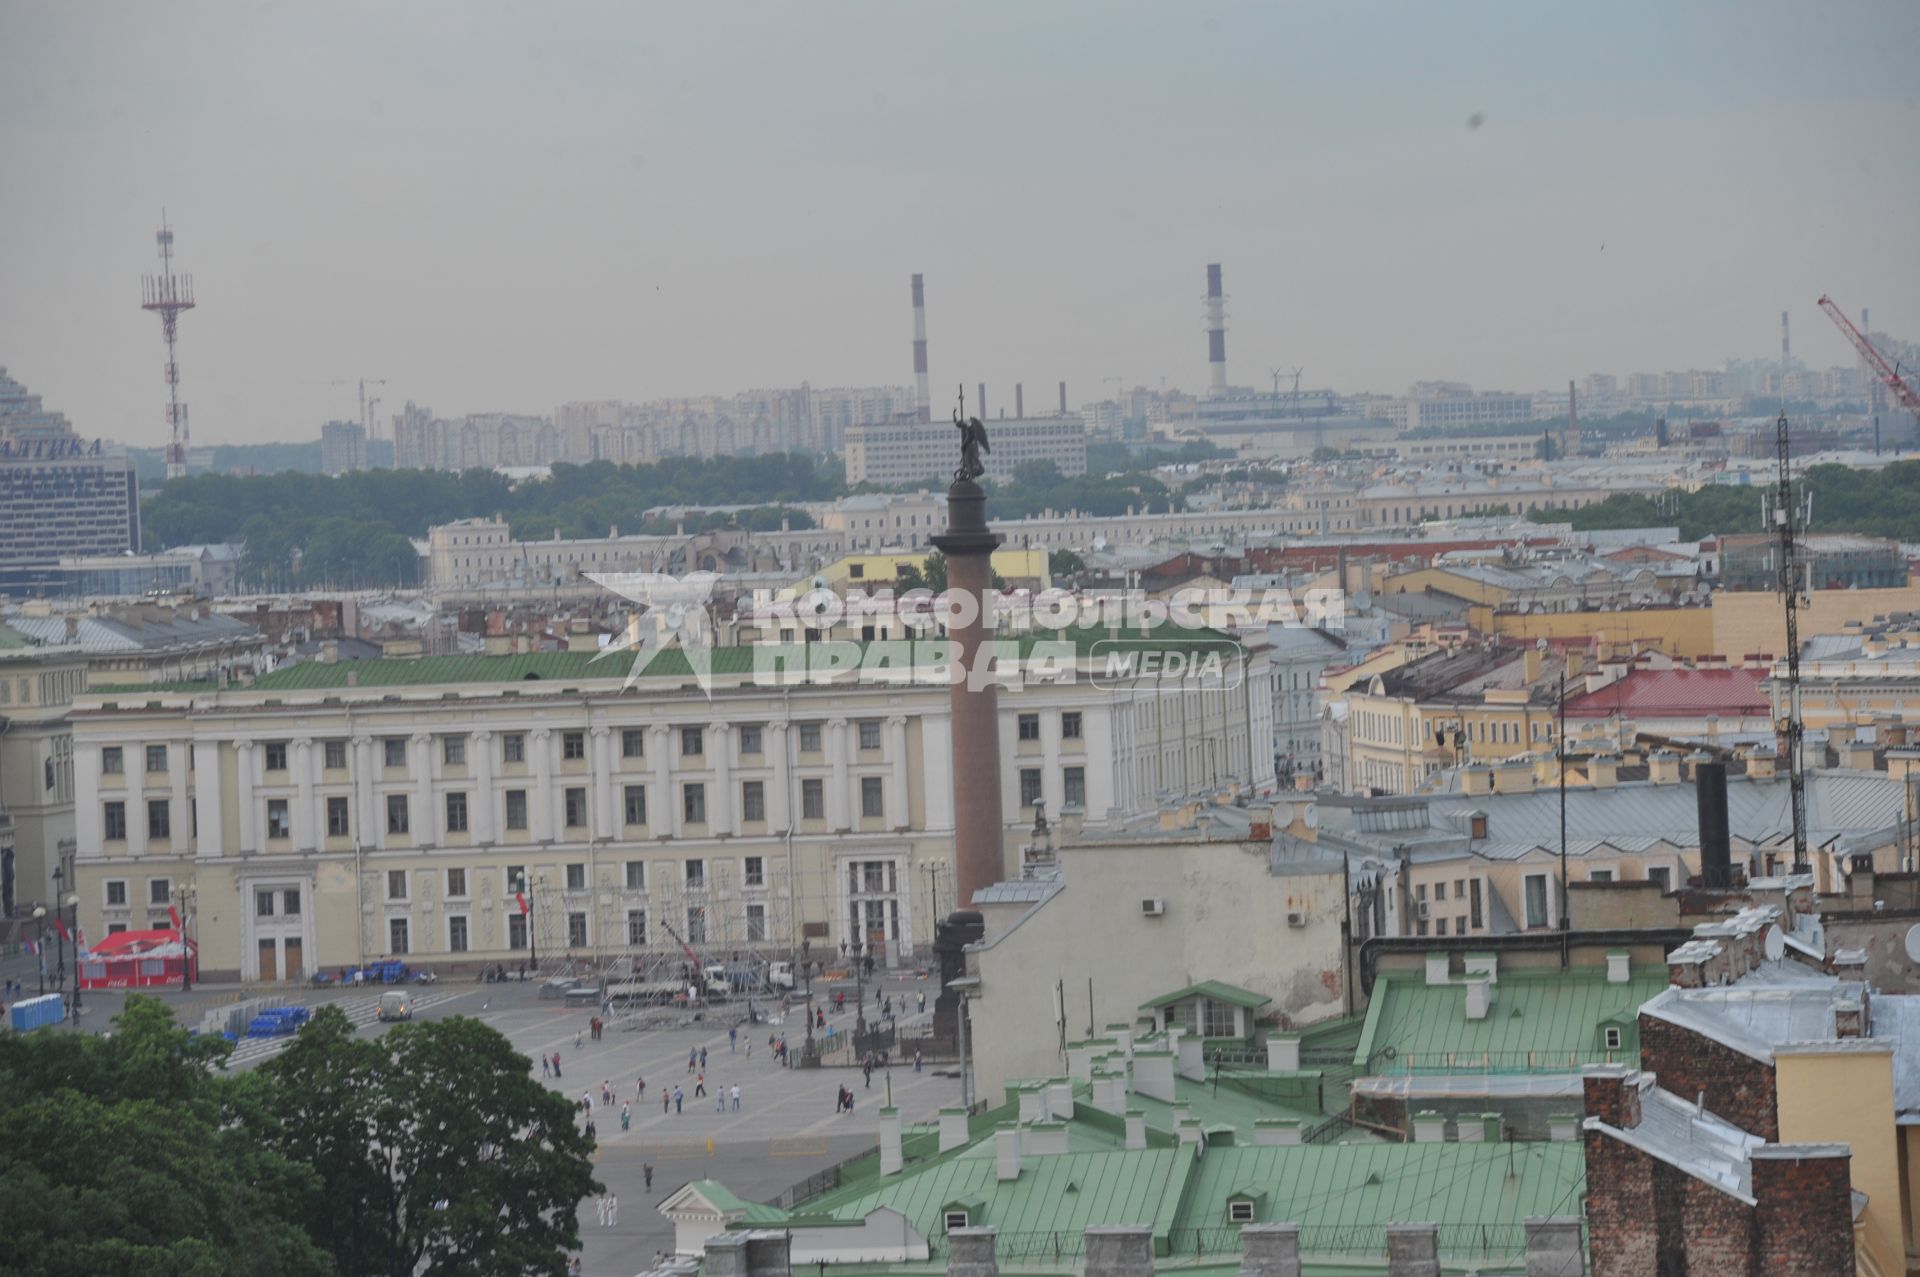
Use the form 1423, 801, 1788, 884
624, 784, 647, 826
102, 746, 123, 775
742, 781, 765, 823
685, 905, 707, 943
149, 877, 171, 906
265, 799, 289, 840
1589, 869, 1614, 883
621, 728, 645, 759
1436, 917, 1449, 936
683, 783, 706, 823
1457, 915, 1468, 934
443, 736, 466, 766
944, 1210, 971, 1233
503, 733, 525, 763
1470, 880, 1484, 930
1018, 713, 1040, 741
256, 890, 275, 918
389, 917, 410, 955
858, 719, 881, 750
324, 739, 347, 769
1062, 711, 1083, 740
446, 868, 467, 898
1434, 881, 1446, 901
148, 799, 171, 840
264, 741, 287, 772
564, 787, 587, 827
505, 789, 528, 830
799, 722, 822, 752
1648, 866, 1672, 893
387, 870, 408, 900
145, 744, 168, 773
566, 863, 586, 892
1228, 1201, 1255, 1224
384, 738, 407, 767
1204, 999, 1237, 1037
386, 794, 410, 835
105, 880, 127, 907
739, 725, 762, 755
568, 912, 588, 948
508, 913, 527, 950
1524, 873, 1550, 929
685, 859, 705, 888
446, 791, 469, 833
744, 856, 764, 887
624, 860, 646, 891
1064, 766, 1086, 808
506, 865, 526, 894
104, 801, 126, 841
326, 796, 350, 838
681, 726, 703, 757
562, 730, 586, 760
627, 909, 648, 946
283, 887, 301, 916
860, 776, 884, 818
801, 778, 825, 820
1604, 1026, 1623, 1051
1019, 768, 1042, 807
747, 903, 767, 942
448, 915, 469, 953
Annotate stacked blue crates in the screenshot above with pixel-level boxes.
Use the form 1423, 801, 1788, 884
244, 1006, 312, 1038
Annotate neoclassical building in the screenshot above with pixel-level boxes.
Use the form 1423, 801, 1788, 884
70, 640, 1274, 982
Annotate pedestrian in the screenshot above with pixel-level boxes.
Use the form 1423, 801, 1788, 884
621, 1103, 631, 1131
673, 1085, 684, 1114
585, 1117, 597, 1141
816, 1007, 825, 1030
731, 1083, 741, 1111
694, 1072, 706, 1097
917, 989, 926, 1013
863, 1058, 873, 1089
583, 1089, 594, 1111
596, 1193, 608, 1227
541, 1054, 551, 1078
602, 1080, 612, 1107
699, 1046, 707, 1069
729, 1025, 737, 1052
716, 1087, 725, 1112
636, 1075, 646, 1101
663, 1088, 670, 1115
644, 1163, 654, 1192
914, 1049, 923, 1073
575, 1029, 583, 1051
746, 1039, 752, 1060
607, 1193, 618, 1226
688, 1048, 698, 1073
553, 1052, 563, 1078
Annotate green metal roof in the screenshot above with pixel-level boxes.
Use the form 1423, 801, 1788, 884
1139, 981, 1273, 1012
681, 1179, 793, 1224
1183, 1141, 1584, 1232
0, 623, 30, 651
1353, 967, 1667, 1071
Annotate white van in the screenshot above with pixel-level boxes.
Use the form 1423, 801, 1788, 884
377, 991, 413, 1022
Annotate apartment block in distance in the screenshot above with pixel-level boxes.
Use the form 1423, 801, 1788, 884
844, 415, 1087, 486
0, 367, 138, 595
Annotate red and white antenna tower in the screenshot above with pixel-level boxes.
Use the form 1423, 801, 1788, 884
141, 213, 197, 479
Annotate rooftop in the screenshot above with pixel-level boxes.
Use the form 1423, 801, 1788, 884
1561, 667, 1769, 718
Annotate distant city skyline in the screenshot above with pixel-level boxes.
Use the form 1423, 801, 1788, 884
2, 1, 1916, 447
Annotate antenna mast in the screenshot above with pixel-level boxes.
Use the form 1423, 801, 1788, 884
1775, 410, 1809, 873
141, 213, 197, 479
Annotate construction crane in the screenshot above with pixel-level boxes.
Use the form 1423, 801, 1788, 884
1816, 295, 1920, 428
327, 377, 389, 439
1774, 410, 1810, 874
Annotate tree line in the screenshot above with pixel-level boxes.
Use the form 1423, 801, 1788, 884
1535, 460, 1920, 543
0, 997, 598, 1277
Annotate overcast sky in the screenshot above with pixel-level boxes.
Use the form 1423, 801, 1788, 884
3, 1, 1917, 447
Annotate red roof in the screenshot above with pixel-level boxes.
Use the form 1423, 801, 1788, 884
1562, 667, 1769, 718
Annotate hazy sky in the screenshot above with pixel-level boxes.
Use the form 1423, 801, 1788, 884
3, 1, 1917, 447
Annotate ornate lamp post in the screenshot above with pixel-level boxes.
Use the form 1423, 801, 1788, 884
66, 892, 82, 1021
32, 905, 46, 996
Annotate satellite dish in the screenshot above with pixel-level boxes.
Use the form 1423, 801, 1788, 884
1904, 924, 1920, 965
1764, 927, 1786, 962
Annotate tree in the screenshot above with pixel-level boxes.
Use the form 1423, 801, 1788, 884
1048, 548, 1086, 579
918, 553, 948, 595
253, 1009, 600, 1277
1309, 445, 1342, 462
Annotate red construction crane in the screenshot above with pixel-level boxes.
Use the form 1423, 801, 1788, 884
1816, 294, 1920, 426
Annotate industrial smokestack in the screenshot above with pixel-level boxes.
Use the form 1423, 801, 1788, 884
977, 382, 986, 421
1204, 263, 1227, 396
911, 274, 930, 422
1780, 310, 1790, 370
1696, 760, 1731, 890
1015, 383, 1024, 419
1059, 381, 1067, 415
1564, 380, 1579, 458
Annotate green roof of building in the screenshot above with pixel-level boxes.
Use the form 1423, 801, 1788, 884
681, 1179, 793, 1224
1139, 981, 1273, 1012
0, 623, 30, 651
1353, 966, 1668, 1072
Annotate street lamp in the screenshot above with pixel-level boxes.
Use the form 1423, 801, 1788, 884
174, 880, 197, 992
50, 866, 67, 994
801, 938, 814, 1046
66, 893, 81, 1022
32, 905, 46, 996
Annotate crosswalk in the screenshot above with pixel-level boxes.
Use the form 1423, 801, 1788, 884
221, 989, 469, 1068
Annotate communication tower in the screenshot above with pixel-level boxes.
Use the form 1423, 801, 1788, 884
140, 215, 197, 479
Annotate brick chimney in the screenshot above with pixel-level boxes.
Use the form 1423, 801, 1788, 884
1750, 1145, 1856, 1275
1238, 1224, 1302, 1277
1583, 1065, 1643, 1130
1523, 1217, 1584, 1277
1384, 1223, 1440, 1277
948, 1228, 999, 1277
1083, 1227, 1154, 1277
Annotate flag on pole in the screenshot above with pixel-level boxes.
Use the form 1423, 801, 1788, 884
168, 904, 183, 931
52, 916, 70, 942
516, 892, 529, 915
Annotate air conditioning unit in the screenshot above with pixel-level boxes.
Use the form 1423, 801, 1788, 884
1140, 898, 1166, 917
1287, 911, 1308, 929
1416, 901, 1431, 920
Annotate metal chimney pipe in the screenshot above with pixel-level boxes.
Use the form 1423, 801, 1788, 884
977, 382, 986, 421
1780, 310, 1790, 370
911, 274, 930, 422
1059, 381, 1067, 415
1205, 263, 1227, 395
1696, 761, 1732, 890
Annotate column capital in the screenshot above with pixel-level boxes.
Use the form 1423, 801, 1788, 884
293, 737, 314, 750
589, 725, 612, 739
410, 731, 433, 745
708, 721, 733, 736
827, 716, 849, 730
885, 714, 909, 729
236, 739, 257, 754
647, 722, 673, 738
471, 729, 493, 743
530, 727, 553, 742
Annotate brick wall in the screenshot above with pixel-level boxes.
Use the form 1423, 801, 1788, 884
1638, 1013, 1779, 1140
1665, 1158, 1758, 1274
1583, 1128, 1660, 1277
1752, 1150, 1855, 1276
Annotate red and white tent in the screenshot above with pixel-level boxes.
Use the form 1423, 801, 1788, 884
78, 928, 199, 989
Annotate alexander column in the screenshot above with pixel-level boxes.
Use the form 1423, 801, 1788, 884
930, 387, 1005, 1050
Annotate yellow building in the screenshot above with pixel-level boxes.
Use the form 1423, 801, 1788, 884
801, 548, 1050, 592
1711, 582, 1920, 661
1774, 1042, 1904, 1277
1468, 604, 1718, 661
